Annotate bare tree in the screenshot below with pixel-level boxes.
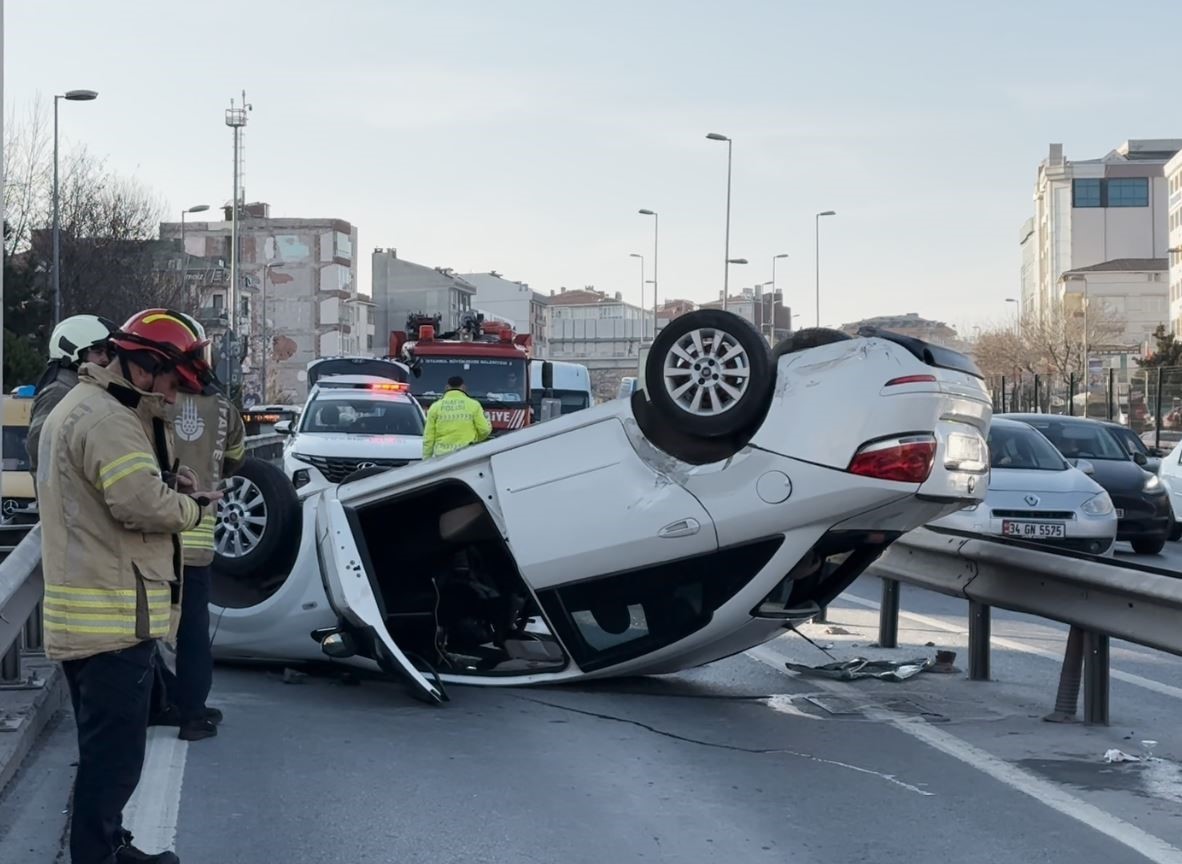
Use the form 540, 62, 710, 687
973, 305, 1126, 380
4, 97, 182, 328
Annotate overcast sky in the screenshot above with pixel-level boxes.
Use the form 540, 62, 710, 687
6, 0, 1181, 335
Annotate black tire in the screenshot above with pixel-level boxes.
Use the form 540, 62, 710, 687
644, 309, 772, 439
1171, 521, 1182, 542
1132, 535, 1167, 556
213, 457, 301, 578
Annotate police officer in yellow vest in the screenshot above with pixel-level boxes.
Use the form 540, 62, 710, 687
38, 309, 222, 864
150, 312, 245, 742
422, 375, 492, 459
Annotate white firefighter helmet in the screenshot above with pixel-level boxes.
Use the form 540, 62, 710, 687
48, 314, 116, 365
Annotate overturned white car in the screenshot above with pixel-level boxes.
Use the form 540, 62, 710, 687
209, 310, 991, 703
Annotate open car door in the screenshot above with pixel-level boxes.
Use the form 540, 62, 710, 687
316, 493, 447, 704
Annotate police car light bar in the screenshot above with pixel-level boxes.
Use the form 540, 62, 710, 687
369, 382, 409, 392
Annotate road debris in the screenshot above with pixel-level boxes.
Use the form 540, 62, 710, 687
785, 657, 932, 682
1103, 749, 1141, 763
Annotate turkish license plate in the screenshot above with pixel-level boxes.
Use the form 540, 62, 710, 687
1115, 509, 1126, 518
1002, 520, 1066, 539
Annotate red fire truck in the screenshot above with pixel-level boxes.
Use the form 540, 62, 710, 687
389, 311, 537, 433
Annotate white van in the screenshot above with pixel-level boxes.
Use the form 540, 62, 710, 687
530, 360, 593, 417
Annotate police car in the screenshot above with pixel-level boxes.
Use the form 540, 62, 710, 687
280, 358, 425, 496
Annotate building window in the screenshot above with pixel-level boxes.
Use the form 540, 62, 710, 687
1073, 179, 1101, 208
1107, 177, 1149, 207
367, 334, 374, 351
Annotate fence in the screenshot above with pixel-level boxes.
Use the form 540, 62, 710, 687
990, 365, 1182, 452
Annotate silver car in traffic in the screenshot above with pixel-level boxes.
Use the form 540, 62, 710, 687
931, 417, 1117, 555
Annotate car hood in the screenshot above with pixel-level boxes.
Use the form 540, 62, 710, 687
986, 467, 1098, 494
1085, 459, 1155, 493
288, 433, 422, 460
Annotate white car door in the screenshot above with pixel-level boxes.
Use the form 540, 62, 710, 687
489, 418, 717, 590
315, 494, 445, 704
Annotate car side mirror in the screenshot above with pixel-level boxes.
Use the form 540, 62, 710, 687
1075, 458, 1096, 476
1133, 451, 1148, 467
541, 361, 554, 391
317, 629, 357, 659
273, 420, 292, 435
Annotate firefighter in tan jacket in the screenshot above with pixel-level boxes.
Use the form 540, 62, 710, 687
39, 309, 221, 864
151, 311, 246, 742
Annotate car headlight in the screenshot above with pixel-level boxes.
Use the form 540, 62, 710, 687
1081, 492, 1114, 516
1144, 474, 1164, 492
292, 469, 311, 489
289, 452, 313, 466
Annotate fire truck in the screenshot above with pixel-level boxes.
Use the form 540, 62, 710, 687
389, 311, 540, 434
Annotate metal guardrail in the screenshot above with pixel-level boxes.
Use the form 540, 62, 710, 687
868, 527, 1182, 726
0, 434, 283, 690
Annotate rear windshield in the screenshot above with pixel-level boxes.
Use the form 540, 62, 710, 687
1027, 420, 1127, 462
989, 424, 1067, 471
300, 397, 423, 436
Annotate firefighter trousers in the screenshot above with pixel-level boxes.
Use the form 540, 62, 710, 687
62, 639, 155, 864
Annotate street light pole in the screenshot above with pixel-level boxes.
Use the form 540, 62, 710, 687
639, 210, 658, 338
771, 252, 788, 340
814, 210, 836, 328
52, 89, 98, 327
180, 204, 210, 310
629, 253, 645, 334
706, 133, 733, 310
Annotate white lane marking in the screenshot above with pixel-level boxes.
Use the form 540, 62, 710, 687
121, 727, 188, 853
764, 694, 823, 721
840, 591, 1182, 702
747, 645, 1182, 864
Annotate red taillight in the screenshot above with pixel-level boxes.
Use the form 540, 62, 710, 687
848, 435, 937, 483
885, 374, 937, 387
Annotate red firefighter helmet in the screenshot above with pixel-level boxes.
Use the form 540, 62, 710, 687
110, 309, 213, 393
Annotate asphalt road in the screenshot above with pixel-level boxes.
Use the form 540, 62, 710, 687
4, 576, 1182, 864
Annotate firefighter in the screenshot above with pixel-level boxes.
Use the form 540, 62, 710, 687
38, 308, 222, 864
151, 311, 246, 741
27, 314, 116, 473
422, 375, 492, 458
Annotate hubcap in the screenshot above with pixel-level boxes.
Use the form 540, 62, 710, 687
663, 327, 752, 416
214, 476, 268, 558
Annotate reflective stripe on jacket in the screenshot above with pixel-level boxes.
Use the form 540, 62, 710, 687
422, 389, 492, 458
38, 362, 204, 661
168, 392, 246, 566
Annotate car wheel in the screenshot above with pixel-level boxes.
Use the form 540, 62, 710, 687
1131, 536, 1167, 555
213, 457, 301, 578
643, 309, 772, 439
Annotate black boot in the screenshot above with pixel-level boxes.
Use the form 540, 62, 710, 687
115, 840, 180, 863
178, 718, 217, 742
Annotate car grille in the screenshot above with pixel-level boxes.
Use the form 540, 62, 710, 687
303, 455, 412, 483
991, 509, 1076, 520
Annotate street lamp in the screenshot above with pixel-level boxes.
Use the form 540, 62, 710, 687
52, 89, 98, 326
629, 253, 645, 321
706, 133, 733, 310
639, 209, 659, 338
179, 204, 210, 311
814, 210, 836, 327
771, 252, 788, 294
